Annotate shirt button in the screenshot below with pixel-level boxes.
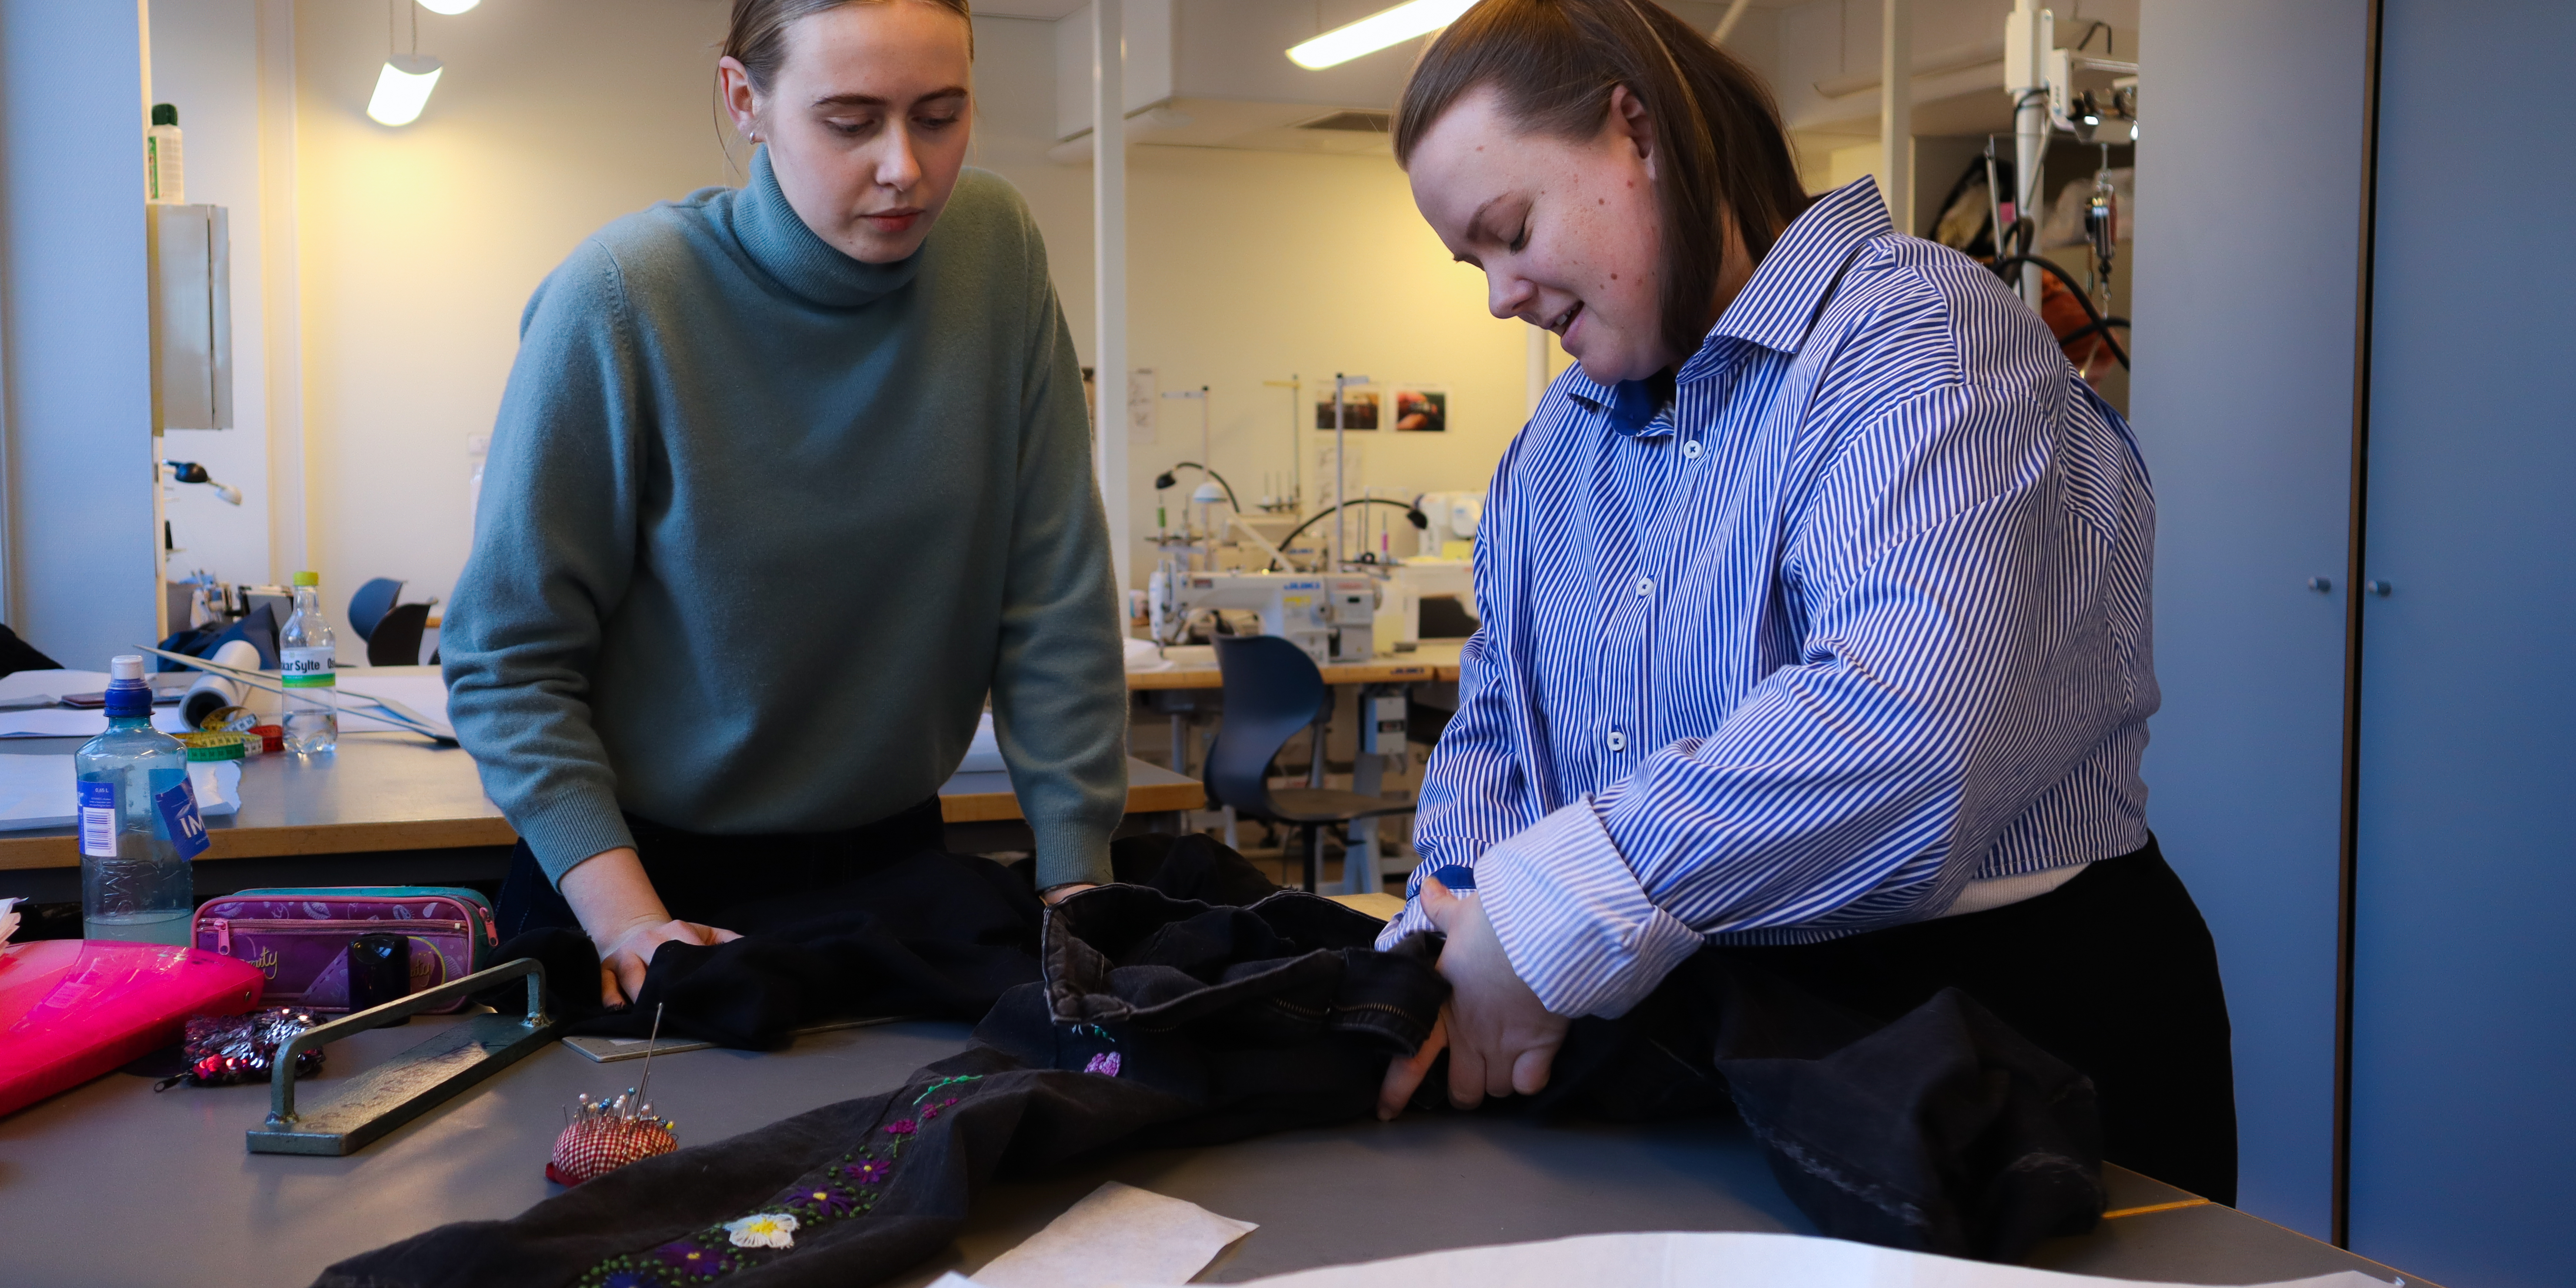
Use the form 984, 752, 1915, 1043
1606, 730, 1627, 751
1682, 441, 1704, 460
1635, 576, 1654, 597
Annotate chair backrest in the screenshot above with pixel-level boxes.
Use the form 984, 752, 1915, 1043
1205, 634, 1329, 819
365, 601, 433, 667
347, 577, 405, 643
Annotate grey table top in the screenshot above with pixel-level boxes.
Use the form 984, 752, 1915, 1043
0, 1018, 2430, 1288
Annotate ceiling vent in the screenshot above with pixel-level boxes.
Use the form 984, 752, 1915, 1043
1297, 110, 1391, 133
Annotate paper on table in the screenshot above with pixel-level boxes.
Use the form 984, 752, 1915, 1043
959, 713, 1006, 774
966, 1181, 1257, 1288
0, 707, 193, 739
1105, 1231, 2400, 1288
332, 672, 455, 737
0, 668, 111, 705
0, 755, 240, 832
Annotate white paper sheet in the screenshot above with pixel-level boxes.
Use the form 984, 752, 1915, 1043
0, 668, 111, 705
966, 1182, 1257, 1288
332, 672, 455, 737
0, 755, 239, 831
0, 707, 194, 739
1105, 1231, 2399, 1288
960, 712, 1006, 773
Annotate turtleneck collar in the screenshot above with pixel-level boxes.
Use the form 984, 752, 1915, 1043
728, 146, 925, 309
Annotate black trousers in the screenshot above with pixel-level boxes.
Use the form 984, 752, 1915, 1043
496, 798, 949, 941
1721, 836, 2238, 1205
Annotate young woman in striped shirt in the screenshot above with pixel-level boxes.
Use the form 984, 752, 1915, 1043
1372, 0, 2234, 1204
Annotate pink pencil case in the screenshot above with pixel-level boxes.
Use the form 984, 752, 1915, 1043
0, 940, 266, 1118
191, 887, 499, 1013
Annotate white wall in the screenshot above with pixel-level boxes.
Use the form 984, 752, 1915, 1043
134, 0, 1815, 616
149, 0, 274, 591
1, 0, 160, 669
288, 0, 742, 619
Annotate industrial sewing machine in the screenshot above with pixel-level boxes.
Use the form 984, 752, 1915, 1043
1147, 563, 1378, 664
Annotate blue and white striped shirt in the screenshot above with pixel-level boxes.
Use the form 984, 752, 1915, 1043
1375, 179, 2157, 1020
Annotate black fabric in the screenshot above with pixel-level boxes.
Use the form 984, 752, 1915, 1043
319, 883, 1447, 1288
1530, 956, 2105, 1260
1715, 839, 2237, 1206
495, 798, 952, 941
483, 830, 1281, 1050
0, 623, 60, 679
348, 831, 2160, 1286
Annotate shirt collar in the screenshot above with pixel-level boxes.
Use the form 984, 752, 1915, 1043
727, 145, 925, 309
1561, 178, 1893, 435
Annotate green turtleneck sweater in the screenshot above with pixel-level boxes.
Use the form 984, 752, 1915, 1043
443, 150, 1126, 889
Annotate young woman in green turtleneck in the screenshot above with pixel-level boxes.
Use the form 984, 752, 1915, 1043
443, 0, 1125, 1009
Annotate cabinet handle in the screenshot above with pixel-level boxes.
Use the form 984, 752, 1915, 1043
2364, 579, 2394, 597
2308, 577, 2334, 593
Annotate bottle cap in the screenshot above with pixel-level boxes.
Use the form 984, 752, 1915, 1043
152, 103, 178, 127
105, 655, 152, 717
292, 571, 319, 587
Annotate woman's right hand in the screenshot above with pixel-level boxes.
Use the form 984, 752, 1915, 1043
559, 846, 741, 1008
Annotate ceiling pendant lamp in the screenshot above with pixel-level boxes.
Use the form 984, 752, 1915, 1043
367, 0, 460, 127
1287, 0, 1475, 70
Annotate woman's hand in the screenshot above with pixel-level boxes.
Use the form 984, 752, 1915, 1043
1376, 875, 1570, 1117
559, 847, 741, 1008
1040, 882, 1098, 905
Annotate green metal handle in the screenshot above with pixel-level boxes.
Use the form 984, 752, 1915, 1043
264, 956, 552, 1128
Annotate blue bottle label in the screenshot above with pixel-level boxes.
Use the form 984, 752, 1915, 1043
77, 779, 117, 859
154, 778, 210, 861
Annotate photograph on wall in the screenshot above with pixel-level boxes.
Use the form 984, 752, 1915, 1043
1315, 389, 1380, 430
1392, 385, 1448, 433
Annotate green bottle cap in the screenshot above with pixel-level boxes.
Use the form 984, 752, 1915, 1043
292, 571, 319, 587
152, 103, 178, 127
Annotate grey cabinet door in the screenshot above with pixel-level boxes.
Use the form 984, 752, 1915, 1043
2131, 0, 2372, 1241
2350, 2, 2576, 1283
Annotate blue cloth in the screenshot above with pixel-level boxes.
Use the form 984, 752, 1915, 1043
1376, 179, 2157, 1020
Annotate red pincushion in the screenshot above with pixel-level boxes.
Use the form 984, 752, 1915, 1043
548, 1115, 678, 1185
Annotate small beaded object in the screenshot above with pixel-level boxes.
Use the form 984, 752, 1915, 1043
550, 1005, 681, 1186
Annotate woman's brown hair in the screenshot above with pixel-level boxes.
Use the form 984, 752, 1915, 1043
724, 0, 975, 94
1393, 0, 1808, 361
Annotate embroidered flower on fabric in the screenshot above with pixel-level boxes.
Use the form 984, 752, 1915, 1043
600, 1272, 652, 1288
844, 1158, 891, 1184
1083, 1051, 1123, 1077
652, 1242, 716, 1271
885, 1119, 917, 1136
724, 1212, 799, 1249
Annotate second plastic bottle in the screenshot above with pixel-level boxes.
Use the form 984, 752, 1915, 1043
279, 570, 338, 754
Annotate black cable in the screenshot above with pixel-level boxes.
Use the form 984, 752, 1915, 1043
2056, 316, 2132, 349
2073, 18, 2112, 56
1988, 255, 2132, 370
1152, 462, 1239, 510
1277, 499, 1429, 558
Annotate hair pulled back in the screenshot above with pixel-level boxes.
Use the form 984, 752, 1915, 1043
725, 0, 975, 93
1395, 0, 1808, 360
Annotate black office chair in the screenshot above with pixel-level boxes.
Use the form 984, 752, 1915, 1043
366, 601, 433, 666
1206, 634, 1412, 892
347, 577, 405, 644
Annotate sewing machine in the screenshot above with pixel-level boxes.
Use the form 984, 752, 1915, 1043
1147, 565, 1378, 664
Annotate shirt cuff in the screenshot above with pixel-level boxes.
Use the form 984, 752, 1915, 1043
1477, 800, 1704, 1019
1374, 892, 1440, 951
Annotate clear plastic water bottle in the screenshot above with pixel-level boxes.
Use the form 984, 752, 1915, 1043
279, 570, 338, 754
74, 655, 203, 943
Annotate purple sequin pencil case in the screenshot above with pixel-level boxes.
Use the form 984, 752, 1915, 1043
190, 887, 499, 1013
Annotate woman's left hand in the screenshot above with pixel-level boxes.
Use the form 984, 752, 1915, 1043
1376, 875, 1569, 1117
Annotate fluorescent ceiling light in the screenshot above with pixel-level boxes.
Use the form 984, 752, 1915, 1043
417, 0, 481, 12
367, 54, 443, 127
1287, 0, 1474, 70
